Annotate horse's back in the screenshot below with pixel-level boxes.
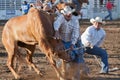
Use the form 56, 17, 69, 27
2, 13, 37, 45
3, 15, 27, 33
27, 8, 55, 38
2, 8, 55, 46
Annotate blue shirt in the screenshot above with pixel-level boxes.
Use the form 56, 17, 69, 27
21, 4, 30, 14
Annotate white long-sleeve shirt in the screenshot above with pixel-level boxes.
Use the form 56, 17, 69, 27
81, 26, 106, 47
54, 14, 80, 45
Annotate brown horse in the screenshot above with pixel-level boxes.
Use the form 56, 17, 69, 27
2, 7, 71, 79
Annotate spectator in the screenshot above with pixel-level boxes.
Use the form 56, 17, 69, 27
53, 6, 88, 79
43, 0, 53, 12
53, 0, 81, 15
21, 1, 30, 15
81, 17, 109, 74
104, 0, 114, 20
36, 0, 43, 10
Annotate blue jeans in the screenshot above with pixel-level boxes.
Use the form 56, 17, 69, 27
85, 46, 109, 73
105, 10, 113, 20
62, 40, 84, 63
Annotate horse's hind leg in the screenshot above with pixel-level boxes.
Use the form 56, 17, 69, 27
25, 45, 42, 75
2, 40, 20, 79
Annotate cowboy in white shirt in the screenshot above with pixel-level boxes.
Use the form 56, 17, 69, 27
54, 6, 88, 79
81, 17, 109, 74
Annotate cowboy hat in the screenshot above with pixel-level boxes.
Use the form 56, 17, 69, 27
61, 6, 75, 15
90, 17, 103, 24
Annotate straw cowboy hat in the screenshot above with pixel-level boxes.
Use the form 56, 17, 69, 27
90, 17, 104, 24
61, 6, 75, 15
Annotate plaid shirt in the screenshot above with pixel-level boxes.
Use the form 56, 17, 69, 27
54, 14, 80, 45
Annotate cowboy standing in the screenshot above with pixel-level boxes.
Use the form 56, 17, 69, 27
53, 6, 88, 79
81, 17, 109, 74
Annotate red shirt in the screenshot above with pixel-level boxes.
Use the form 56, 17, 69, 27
106, 1, 113, 10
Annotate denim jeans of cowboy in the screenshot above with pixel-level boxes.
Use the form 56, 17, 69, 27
85, 46, 109, 73
62, 40, 84, 63
62, 40, 85, 79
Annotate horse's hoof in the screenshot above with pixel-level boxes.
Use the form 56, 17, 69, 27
37, 71, 43, 77
59, 77, 65, 80
13, 77, 24, 80
39, 73, 43, 77
13, 75, 22, 80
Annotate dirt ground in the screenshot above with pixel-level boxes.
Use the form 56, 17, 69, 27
0, 20, 120, 80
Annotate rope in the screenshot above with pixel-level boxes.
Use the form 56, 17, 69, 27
65, 46, 85, 52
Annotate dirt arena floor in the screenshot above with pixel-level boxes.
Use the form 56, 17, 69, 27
0, 20, 120, 80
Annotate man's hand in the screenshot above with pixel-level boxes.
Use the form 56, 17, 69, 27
85, 42, 93, 49
54, 31, 61, 39
70, 44, 74, 50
